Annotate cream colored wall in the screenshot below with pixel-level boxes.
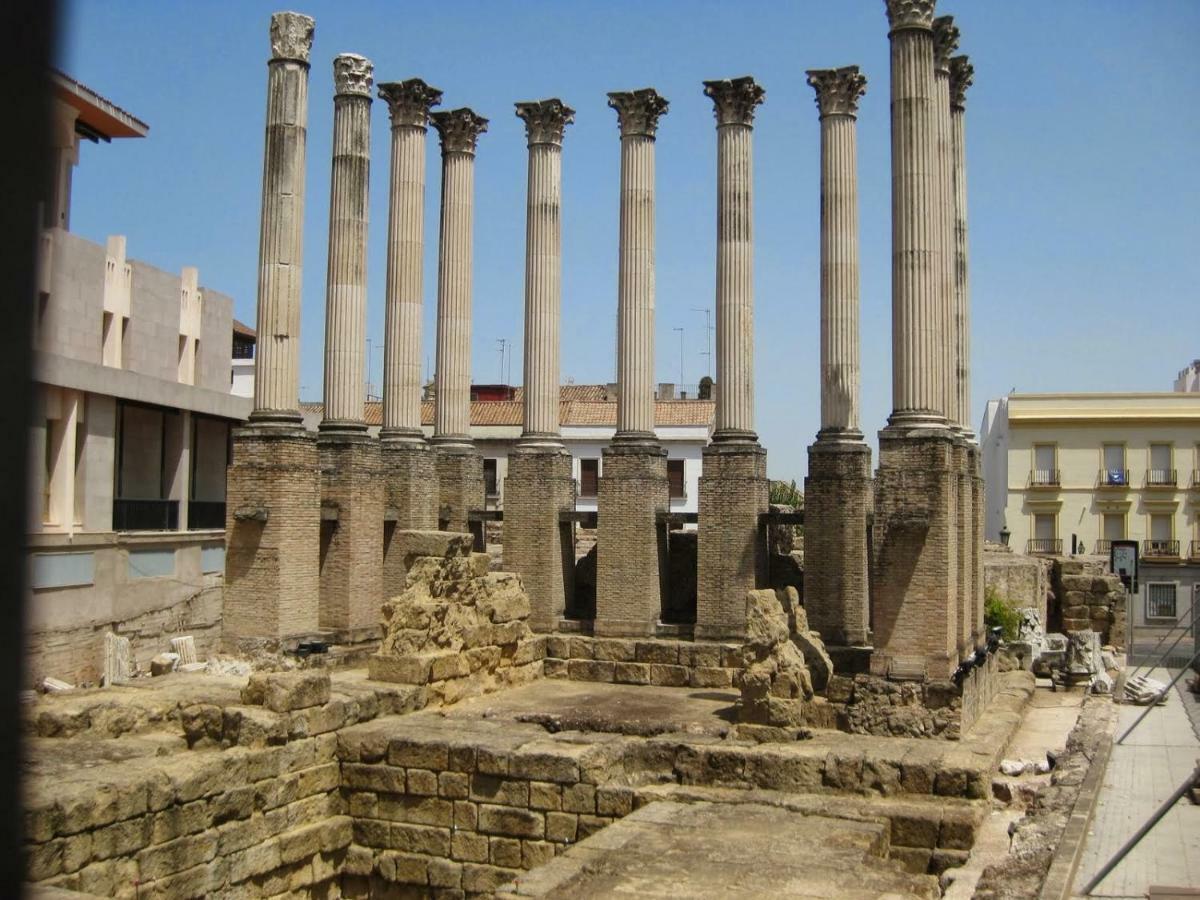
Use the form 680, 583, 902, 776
1002, 398, 1200, 554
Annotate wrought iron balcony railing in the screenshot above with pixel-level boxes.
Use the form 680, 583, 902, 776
1142, 539, 1180, 558
1027, 538, 1062, 555
113, 499, 179, 532
186, 501, 226, 530
1095, 539, 1115, 555
1098, 469, 1129, 488
1191, 540, 1200, 560
1146, 469, 1177, 488
1029, 469, 1060, 488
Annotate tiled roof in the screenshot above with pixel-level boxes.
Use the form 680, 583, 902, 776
300, 396, 714, 429
232, 319, 257, 339
50, 69, 149, 139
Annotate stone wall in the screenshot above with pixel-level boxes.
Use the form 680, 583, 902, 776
984, 544, 1052, 622
1051, 557, 1127, 649
542, 635, 742, 689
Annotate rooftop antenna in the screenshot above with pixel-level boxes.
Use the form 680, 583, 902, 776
365, 336, 375, 401
692, 306, 713, 377
495, 338, 507, 383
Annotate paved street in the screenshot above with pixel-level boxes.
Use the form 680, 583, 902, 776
1073, 669, 1200, 898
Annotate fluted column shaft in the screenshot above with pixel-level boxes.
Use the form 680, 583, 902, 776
380, 80, 442, 440
933, 17, 959, 430
516, 100, 574, 444
321, 55, 372, 430
251, 12, 314, 424
615, 133, 656, 438
432, 109, 488, 445
704, 77, 763, 442
886, 6, 946, 429
950, 56, 974, 435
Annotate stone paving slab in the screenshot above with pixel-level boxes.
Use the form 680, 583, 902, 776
1074, 670, 1200, 899
496, 799, 940, 899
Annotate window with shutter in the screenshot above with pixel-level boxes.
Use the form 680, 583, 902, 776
667, 459, 685, 499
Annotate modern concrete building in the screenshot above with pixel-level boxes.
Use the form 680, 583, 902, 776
301, 383, 713, 516
980, 390, 1200, 638
26, 74, 251, 685
231, 319, 256, 398
1175, 359, 1200, 393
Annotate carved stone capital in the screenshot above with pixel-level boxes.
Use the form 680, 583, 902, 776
431, 108, 489, 155
515, 98, 575, 147
269, 11, 314, 64
932, 16, 960, 72
884, 0, 936, 33
702, 76, 765, 128
805, 66, 867, 119
606, 88, 669, 138
378, 79, 443, 128
949, 55, 974, 109
333, 53, 373, 97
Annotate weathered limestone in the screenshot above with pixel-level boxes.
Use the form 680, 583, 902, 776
596, 89, 671, 637
803, 66, 872, 648
318, 53, 382, 637
250, 11, 314, 426
225, 12, 320, 647
949, 55, 973, 437
378, 79, 442, 592
932, 16, 959, 431
431, 108, 488, 532
505, 99, 577, 630
696, 78, 769, 641
738, 589, 813, 729
871, 0, 962, 682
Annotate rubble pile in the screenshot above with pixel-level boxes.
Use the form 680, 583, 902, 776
737, 588, 815, 729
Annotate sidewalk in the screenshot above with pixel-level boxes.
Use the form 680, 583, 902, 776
1072, 669, 1200, 898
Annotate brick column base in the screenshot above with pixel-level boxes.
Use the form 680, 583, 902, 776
595, 442, 669, 637
869, 427, 959, 681
434, 444, 484, 534
696, 442, 768, 641
803, 438, 872, 646
318, 432, 383, 638
952, 438, 972, 660
223, 426, 320, 648
970, 446, 986, 651
381, 439, 438, 598
504, 447, 576, 631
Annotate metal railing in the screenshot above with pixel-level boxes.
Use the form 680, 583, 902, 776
1098, 468, 1129, 487
186, 501, 225, 530
113, 499, 179, 532
1191, 540, 1200, 560
1027, 538, 1062, 555
1191, 470, 1200, 489
1094, 539, 1115, 555
1146, 468, 1177, 487
1029, 469, 1060, 487
1142, 539, 1180, 558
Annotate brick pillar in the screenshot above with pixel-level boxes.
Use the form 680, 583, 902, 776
224, 13, 320, 649
430, 108, 488, 533
504, 99, 577, 630
695, 78, 768, 640
318, 435, 382, 636
595, 89, 670, 637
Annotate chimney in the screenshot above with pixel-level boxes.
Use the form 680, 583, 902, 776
658, 382, 675, 401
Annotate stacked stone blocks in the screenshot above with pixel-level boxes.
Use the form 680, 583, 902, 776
381, 443, 439, 597
543, 635, 743, 689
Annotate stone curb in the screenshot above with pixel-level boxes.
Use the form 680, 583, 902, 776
1037, 728, 1113, 900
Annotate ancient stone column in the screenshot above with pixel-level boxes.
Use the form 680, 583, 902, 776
320, 53, 373, 433
317, 53, 382, 638
802, 66, 872, 648
696, 77, 769, 641
378, 79, 441, 593
596, 89, 671, 637
250, 12, 314, 425
505, 99, 577, 630
431, 108, 488, 533
871, 0, 960, 683
224, 12, 321, 648
932, 16, 960, 430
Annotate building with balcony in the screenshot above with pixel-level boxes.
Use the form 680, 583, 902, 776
980, 389, 1200, 642
25, 73, 251, 685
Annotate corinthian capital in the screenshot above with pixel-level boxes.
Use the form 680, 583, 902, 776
703, 76, 765, 128
333, 53, 373, 97
269, 11, 315, 64
884, 0, 936, 33
606, 88, 669, 138
515, 99, 576, 147
431, 108, 489, 155
949, 55, 974, 110
378, 79, 443, 128
805, 66, 867, 119
932, 16, 960, 72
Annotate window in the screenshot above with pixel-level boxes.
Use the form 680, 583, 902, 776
579, 459, 599, 498
1149, 513, 1172, 542
1032, 444, 1057, 485
1102, 444, 1126, 485
1034, 513, 1056, 540
483, 458, 499, 499
1148, 443, 1174, 486
667, 459, 685, 499
1102, 513, 1124, 541
1145, 583, 1177, 621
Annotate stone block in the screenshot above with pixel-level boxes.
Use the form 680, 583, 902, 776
529, 782, 562, 811
451, 831, 489, 863
427, 857, 463, 889
561, 784, 596, 814
649, 664, 689, 687
463, 862, 521, 894
522, 839, 557, 869
392, 823, 451, 856
593, 638, 637, 662
470, 775, 529, 808
545, 811, 577, 843
407, 768, 440, 796
690, 667, 734, 688
634, 641, 679, 664
439, 771, 470, 800
453, 801, 478, 831
389, 738, 449, 770
489, 835, 523, 868
614, 662, 650, 685
241, 671, 331, 712
567, 659, 615, 682
478, 805, 544, 839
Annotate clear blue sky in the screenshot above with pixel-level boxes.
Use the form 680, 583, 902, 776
60, 1, 1200, 480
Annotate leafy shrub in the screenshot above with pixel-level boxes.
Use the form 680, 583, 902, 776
769, 479, 804, 508
984, 586, 1021, 641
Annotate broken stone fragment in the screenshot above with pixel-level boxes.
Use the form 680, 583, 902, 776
241, 670, 331, 712
150, 652, 180, 676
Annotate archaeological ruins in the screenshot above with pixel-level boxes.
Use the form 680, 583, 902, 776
25, 2, 1134, 899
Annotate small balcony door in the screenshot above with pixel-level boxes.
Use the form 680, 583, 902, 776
1033, 444, 1057, 485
